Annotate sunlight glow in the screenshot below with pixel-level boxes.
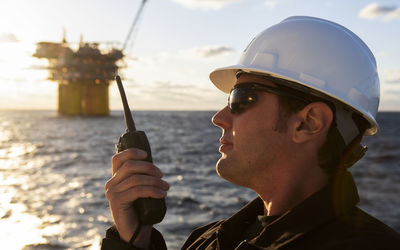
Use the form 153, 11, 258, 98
0, 143, 36, 158
0, 137, 68, 249
0, 173, 60, 249
0, 204, 47, 249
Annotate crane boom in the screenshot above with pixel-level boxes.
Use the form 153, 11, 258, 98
122, 0, 148, 51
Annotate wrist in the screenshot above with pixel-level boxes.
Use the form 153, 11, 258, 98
128, 225, 152, 249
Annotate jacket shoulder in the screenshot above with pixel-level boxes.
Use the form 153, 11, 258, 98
293, 207, 400, 250
339, 208, 400, 248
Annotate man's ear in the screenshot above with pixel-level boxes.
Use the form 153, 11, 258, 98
292, 102, 333, 144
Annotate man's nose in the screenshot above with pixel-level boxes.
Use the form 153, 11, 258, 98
212, 105, 232, 129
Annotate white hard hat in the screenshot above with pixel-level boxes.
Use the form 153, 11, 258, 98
210, 16, 380, 138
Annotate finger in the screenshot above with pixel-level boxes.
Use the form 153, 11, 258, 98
112, 148, 148, 174
112, 174, 170, 193
105, 161, 163, 190
106, 185, 167, 204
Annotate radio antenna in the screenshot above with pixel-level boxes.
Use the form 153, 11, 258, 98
116, 75, 136, 132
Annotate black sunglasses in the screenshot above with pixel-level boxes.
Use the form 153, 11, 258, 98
228, 82, 311, 114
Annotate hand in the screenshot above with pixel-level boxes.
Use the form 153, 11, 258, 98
105, 148, 169, 247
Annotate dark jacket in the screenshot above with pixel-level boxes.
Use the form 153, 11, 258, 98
182, 172, 400, 249
101, 172, 400, 249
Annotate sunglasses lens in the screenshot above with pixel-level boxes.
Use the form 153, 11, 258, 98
228, 88, 257, 114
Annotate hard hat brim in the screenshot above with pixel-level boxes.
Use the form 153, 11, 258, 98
209, 64, 378, 136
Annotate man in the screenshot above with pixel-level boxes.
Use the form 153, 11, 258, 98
101, 16, 400, 249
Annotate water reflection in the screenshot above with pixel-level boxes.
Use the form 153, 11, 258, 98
0, 164, 63, 249
0, 111, 115, 249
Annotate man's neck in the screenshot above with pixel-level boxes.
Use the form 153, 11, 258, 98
258, 162, 329, 216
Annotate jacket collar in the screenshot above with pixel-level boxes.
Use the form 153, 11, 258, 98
214, 198, 264, 249
219, 171, 360, 249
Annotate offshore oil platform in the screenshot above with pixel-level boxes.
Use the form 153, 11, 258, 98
33, 0, 147, 115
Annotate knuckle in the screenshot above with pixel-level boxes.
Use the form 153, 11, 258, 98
104, 177, 114, 190
111, 154, 119, 166
105, 188, 112, 200
104, 178, 113, 190
154, 178, 165, 187
106, 185, 119, 199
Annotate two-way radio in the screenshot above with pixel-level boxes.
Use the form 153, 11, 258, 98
115, 75, 166, 225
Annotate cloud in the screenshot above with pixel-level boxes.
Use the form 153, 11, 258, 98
120, 44, 238, 100
195, 45, 234, 57
170, 0, 242, 10
264, 0, 278, 9
143, 45, 234, 62
359, 3, 400, 20
0, 33, 19, 43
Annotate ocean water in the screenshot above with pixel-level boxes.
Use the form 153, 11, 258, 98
0, 110, 399, 249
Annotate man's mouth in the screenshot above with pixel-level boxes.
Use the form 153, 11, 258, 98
219, 137, 233, 153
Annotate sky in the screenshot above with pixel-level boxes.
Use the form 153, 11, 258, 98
0, 0, 399, 111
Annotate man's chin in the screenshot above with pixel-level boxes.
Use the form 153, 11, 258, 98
215, 158, 226, 175
216, 154, 229, 168
216, 158, 251, 188
216, 158, 233, 180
